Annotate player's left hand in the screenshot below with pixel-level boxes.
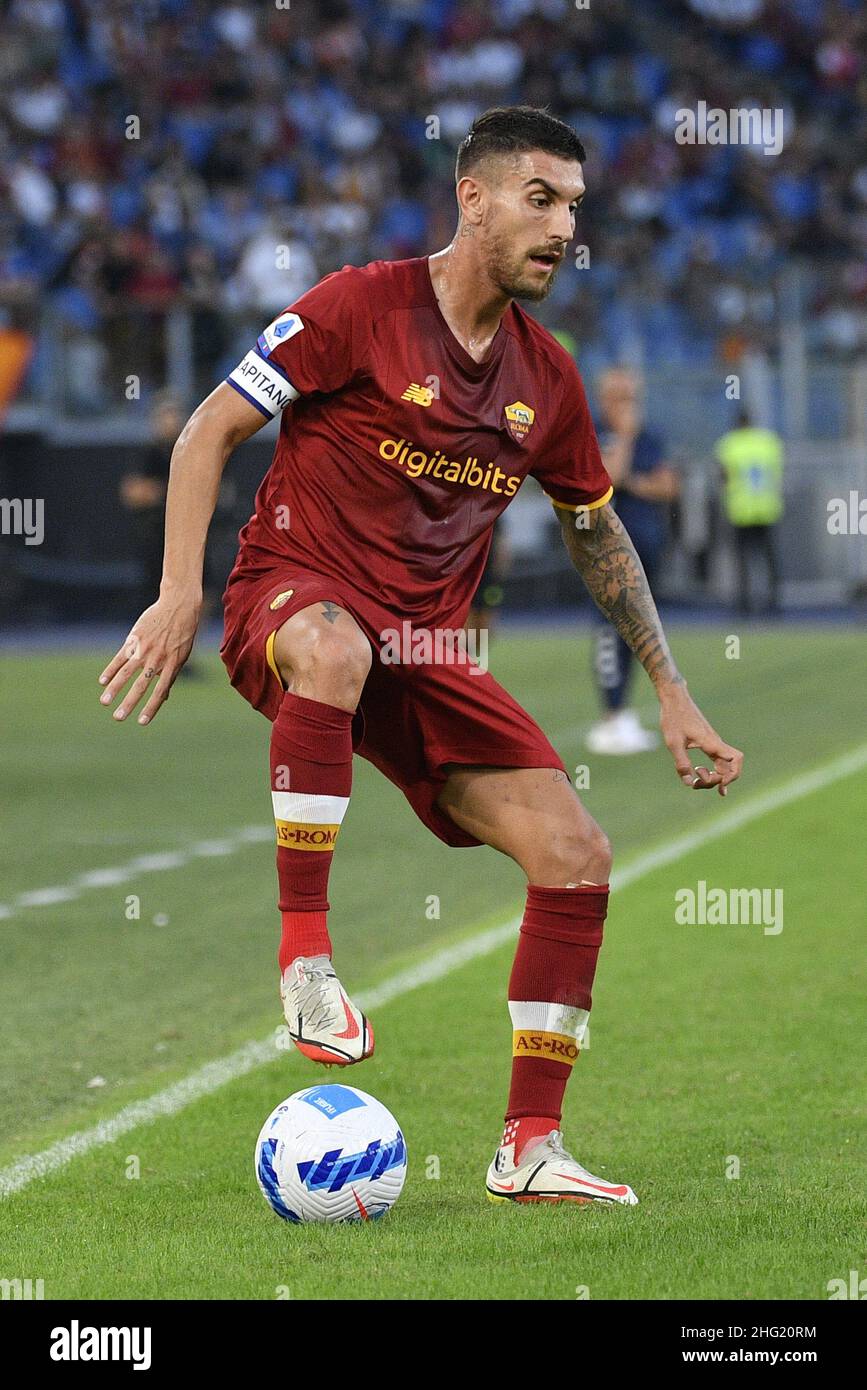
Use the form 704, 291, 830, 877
658, 683, 743, 797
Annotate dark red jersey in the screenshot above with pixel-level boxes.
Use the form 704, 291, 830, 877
226, 255, 612, 630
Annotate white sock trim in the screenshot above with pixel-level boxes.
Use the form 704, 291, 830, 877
507, 1001, 590, 1043
271, 791, 350, 824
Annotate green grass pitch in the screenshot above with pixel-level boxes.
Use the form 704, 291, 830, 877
0, 626, 865, 1299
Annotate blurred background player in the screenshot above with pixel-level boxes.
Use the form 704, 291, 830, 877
586, 367, 680, 755
0, 314, 34, 627
119, 391, 185, 612
716, 408, 785, 616
118, 390, 226, 672
466, 517, 512, 638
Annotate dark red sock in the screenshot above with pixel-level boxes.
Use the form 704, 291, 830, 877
270, 690, 354, 972
279, 910, 329, 972
504, 883, 608, 1159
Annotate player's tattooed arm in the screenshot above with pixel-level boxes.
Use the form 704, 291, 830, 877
556, 502, 683, 689
556, 501, 744, 796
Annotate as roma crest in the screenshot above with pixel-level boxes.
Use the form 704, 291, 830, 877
503, 400, 535, 444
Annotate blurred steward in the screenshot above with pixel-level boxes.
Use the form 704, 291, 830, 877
716, 408, 784, 616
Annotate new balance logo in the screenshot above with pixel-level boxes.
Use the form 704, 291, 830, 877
401, 383, 434, 406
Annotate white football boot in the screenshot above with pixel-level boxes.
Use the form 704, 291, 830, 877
586, 709, 658, 755
486, 1128, 638, 1206
280, 955, 374, 1066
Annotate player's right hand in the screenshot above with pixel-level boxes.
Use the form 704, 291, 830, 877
98, 593, 201, 726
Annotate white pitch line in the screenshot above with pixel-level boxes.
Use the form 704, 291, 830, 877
0, 826, 273, 923
0, 713, 594, 921
0, 707, 811, 922
1, 740, 864, 1200
0, 922, 521, 1201
608, 740, 867, 892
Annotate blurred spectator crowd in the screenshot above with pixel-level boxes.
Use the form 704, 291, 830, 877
1, 0, 865, 413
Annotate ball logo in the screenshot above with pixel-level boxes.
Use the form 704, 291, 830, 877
300, 1084, 366, 1119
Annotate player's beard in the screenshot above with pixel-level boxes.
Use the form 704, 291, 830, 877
483, 227, 563, 303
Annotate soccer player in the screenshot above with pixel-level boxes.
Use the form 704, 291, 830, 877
98, 107, 743, 1207
465, 516, 511, 637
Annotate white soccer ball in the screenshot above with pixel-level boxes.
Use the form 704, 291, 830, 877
254, 1084, 407, 1223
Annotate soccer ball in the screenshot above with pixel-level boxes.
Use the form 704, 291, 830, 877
254, 1083, 407, 1223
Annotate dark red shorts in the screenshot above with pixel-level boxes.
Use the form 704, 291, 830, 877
220, 566, 566, 848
